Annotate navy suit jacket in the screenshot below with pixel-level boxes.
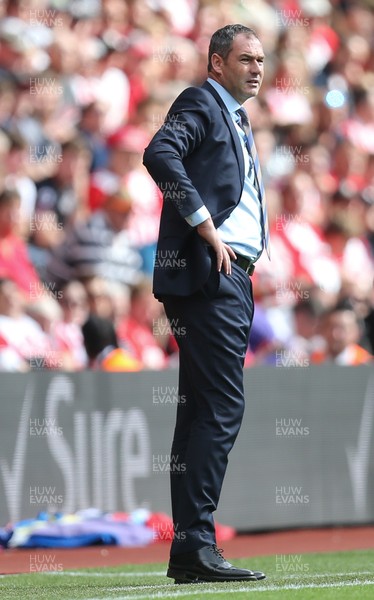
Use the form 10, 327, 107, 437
143, 81, 246, 297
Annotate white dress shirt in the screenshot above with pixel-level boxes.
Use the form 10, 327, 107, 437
185, 78, 263, 260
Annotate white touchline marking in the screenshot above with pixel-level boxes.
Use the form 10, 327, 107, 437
75, 579, 374, 600
285, 570, 373, 579
40, 570, 167, 578
34, 569, 373, 579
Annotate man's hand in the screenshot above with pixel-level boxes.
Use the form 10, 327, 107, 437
197, 217, 236, 275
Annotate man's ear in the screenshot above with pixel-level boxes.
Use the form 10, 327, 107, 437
210, 53, 223, 76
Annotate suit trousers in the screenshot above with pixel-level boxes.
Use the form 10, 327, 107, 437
162, 260, 254, 556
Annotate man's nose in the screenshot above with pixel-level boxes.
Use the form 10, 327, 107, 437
251, 61, 261, 74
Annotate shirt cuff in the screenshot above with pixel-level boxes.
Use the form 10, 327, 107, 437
185, 206, 211, 227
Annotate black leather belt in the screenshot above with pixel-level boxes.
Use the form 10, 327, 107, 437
234, 253, 256, 276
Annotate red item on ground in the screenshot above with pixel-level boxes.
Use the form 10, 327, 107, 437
146, 512, 236, 543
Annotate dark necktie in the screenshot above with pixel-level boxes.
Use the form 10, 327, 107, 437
236, 107, 270, 259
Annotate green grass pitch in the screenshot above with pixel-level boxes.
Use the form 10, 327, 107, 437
1, 549, 373, 599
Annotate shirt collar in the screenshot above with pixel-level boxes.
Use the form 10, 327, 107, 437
207, 77, 242, 117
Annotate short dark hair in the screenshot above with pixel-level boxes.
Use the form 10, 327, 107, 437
293, 298, 322, 318
324, 298, 356, 321
61, 136, 88, 155
208, 24, 259, 72
0, 188, 20, 207
82, 315, 119, 359
0, 277, 13, 290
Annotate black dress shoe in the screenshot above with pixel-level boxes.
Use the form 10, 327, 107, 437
167, 544, 266, 584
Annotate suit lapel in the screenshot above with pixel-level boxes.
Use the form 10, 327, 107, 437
202, 81, 245, 185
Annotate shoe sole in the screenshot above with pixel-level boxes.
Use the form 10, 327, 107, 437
167, 568, 265, 583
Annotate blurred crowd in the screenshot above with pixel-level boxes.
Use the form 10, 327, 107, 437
0, 0, 373, 371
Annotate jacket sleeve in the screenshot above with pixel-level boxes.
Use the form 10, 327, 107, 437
143, 86, 211, 221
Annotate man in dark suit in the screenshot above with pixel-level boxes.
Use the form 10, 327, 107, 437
143, 24, 269, 584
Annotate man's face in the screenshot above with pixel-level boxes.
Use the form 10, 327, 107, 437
211, 33, 264, 104
0, 199, 21, 236
0, 280, 22, 316
105, 206, 131, 233
325, 310, 359, 357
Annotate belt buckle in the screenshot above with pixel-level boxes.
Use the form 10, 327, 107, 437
235, 254, 255, 276
245, 262, 255, 276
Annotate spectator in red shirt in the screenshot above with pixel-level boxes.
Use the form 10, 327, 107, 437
0, 187, 41, 297
0, 277, 51, 370
117, 277, 169, 369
